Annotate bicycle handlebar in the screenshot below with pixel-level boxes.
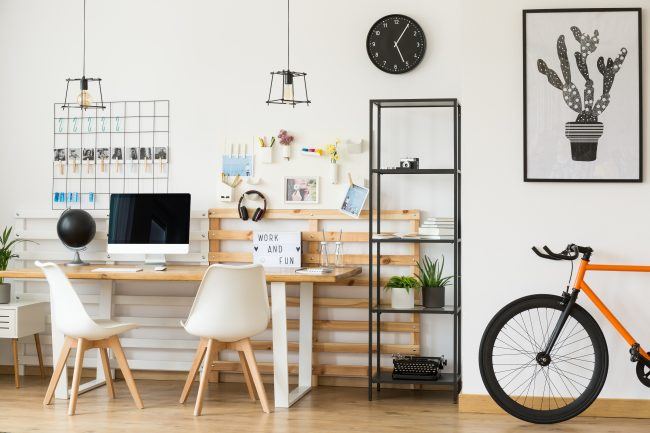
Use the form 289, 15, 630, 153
531, 244, 593, 261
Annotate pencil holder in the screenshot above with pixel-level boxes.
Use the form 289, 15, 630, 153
259, 146, 273, 164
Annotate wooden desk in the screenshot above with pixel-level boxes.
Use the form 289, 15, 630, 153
0, 264, 361, 408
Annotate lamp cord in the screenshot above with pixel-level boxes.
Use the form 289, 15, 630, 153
82, 0, 86, 77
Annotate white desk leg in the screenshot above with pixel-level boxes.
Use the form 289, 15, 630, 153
271, 282, 289, 408
95, 281, 114, 382
289, 282, 314, 405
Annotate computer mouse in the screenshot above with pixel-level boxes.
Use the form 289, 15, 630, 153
154, 266, 167, 271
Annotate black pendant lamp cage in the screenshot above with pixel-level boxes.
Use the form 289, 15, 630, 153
62, 0, 106, 111
266, 0, 311, 106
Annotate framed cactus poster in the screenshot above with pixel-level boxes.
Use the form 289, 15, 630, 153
523, 9, 642, 182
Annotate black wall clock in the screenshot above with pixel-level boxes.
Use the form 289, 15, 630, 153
366, 14, 426, 74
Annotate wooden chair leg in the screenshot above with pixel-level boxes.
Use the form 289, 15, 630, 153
194, 338, 215, 416
180, 338, 207, 404
108, 336, 144, 409
44, 337, 73, 405
238, 351, 256, 401
68, 338, 88, 416
34, 334, 45, 379
99, 347, 115, 399
12, 338, 19, 388
240, 339, 271, 413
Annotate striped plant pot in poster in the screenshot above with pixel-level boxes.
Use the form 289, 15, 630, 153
564, 122, 604, 162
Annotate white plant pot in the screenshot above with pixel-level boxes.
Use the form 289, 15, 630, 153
281, 145, 291, 160
329, 163, 339, 184
259, 146, 273, 164
390, 288, 415, 309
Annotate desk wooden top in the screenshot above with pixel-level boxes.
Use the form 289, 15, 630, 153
0, 265, 362, 284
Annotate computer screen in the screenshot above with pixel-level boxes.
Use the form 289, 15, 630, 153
108, 193, 191, 254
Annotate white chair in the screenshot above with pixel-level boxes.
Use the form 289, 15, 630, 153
35, 261, 143, 415
179, 264, 271, 415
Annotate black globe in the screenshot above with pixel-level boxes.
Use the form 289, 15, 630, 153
57, 209, 96, 249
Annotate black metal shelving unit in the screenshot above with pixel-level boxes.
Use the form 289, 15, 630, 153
368, 98, 461, 402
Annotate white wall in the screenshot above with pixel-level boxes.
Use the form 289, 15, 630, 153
461, 0, 649, 398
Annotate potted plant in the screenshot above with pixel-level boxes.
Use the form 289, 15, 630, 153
416, 256, 452, 308
0, 227, 35, 304
537, 26, 627, 161
385, 276, 420, 309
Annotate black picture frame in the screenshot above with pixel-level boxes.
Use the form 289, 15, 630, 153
523, 8, 642, 182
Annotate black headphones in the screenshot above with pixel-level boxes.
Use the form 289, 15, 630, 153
238, 190, 267, 222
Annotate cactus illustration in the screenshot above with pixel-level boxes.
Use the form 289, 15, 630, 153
537, 26, 627, 123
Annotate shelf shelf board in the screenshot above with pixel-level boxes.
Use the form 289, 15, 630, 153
372, 168, 456, 175
372, 372, 461, 385
372, 237, 459, 244
371, 99, 459, 108
373, 305, 460, 315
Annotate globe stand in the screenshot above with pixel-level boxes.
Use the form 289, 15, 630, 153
66, 248, 89, 267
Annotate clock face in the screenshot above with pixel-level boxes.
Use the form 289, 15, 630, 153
366, 14, 426, 74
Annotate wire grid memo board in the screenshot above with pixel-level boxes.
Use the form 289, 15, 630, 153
52, 100, 170, 210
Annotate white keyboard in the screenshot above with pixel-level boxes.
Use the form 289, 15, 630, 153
295, 267, 333, 275
91, 267, 143, 273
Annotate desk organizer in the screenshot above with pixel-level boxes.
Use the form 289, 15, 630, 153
52, 100, 170, 210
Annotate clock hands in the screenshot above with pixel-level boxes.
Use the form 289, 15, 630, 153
393, 23, 410, 63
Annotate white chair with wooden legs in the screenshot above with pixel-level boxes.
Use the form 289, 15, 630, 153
179, 264, 271, 415
35, 261, 143, 415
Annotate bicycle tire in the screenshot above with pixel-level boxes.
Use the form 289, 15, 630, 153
479, 294, 608, 424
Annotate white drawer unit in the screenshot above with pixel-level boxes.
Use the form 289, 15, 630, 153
0, 300, 47, 388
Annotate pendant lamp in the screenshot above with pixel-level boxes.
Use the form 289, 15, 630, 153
266, 0, 311, 106
62, 0, 106, 110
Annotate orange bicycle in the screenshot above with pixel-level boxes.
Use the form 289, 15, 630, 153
479, 244, 650, 423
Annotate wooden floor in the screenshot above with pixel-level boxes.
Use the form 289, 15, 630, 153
1, 375, 649, 432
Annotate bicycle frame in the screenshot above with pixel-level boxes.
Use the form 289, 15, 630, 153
569, 258, 650, 362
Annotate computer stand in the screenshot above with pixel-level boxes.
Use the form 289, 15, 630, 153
144, 254, 166, 265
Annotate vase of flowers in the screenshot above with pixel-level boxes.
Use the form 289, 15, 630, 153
278, 129, 294, 160
326, 139, 340, 184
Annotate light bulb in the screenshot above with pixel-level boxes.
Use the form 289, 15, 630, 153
283, 74, 294, 101
77, 89, 93, 107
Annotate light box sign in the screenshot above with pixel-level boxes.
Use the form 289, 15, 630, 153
253, 231, 302, 268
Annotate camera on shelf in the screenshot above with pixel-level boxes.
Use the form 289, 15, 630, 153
399, 157, 419, 170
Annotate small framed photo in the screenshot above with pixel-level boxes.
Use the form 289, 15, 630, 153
82, 148, 95, 163
53, 148, 66, 162
96, 147, 110, 162
68, 148, 81, 162
339, 183, 369, 218
154, 146, 168, 162
140, 147, 152, 161
127, 147, 139, 163
284, 176, 319, 204
111, 147, 123, 161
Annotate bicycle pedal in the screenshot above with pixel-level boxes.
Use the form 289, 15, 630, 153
630, 343, 641, 362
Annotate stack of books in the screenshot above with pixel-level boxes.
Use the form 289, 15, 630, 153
418, 217, 455, 239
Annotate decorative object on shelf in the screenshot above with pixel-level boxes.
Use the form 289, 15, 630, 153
53, 100, 170, 210
416, 256, 452, 308
326, 140, 340, 184
218, 173, 242, 202
238, 190, 267, 222
257, 136, 275, 164
399, 157, 419, 170
366, 14, 426, 74
278, 129, 294, 160
253, 231, 301, 267
56, 208, 96, 266
266, 0, 311, 106
418, 217, 454, 240
0, 227, 36, 303
284, 176, 318, 204
61, 0, 106, 110
339, 176, 369, 218
523, 8, 641, 182
392, 355, 447, 381
385, 276, 420, 309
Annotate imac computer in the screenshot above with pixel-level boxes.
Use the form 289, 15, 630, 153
107, 193, 191, 265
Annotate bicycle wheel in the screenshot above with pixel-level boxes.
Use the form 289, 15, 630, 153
479, 294, 608, 424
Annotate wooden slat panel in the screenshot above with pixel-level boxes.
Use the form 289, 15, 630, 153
211, 361, 391, 378
209, 208, 420, 220
209, 252, 415, 266
247, 340, 417, 354
209, 230, 369, 242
